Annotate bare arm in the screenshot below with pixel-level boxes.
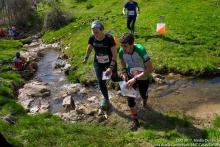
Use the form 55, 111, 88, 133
110, 45, 117, 63
120, 58, 128, 81
120, 58, 126, 69
122, 8, 126, 15
137, 5, 140, 15
135, 60, 154, 80
126, 60, 154, 87
105, 45, 117, 76
83, 44, 93, 64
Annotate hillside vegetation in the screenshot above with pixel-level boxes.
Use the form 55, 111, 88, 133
0, 0, 220, 146
41, 0, 220, 84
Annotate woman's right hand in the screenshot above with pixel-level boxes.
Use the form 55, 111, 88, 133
105, 68, 112, 76
122, 73, 128, 82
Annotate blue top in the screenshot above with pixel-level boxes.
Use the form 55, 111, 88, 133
124, 2, 138, 18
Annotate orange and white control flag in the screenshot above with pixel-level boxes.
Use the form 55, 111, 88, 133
114, 37, 119, 45
156, 23, 166, 34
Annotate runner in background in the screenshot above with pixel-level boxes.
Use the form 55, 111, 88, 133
33, 0, 37, 9
122, 0, 140, 35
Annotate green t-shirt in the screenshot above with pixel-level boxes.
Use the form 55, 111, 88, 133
119, 44, 151, 80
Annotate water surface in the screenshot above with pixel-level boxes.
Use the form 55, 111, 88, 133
33, 48, 220, 116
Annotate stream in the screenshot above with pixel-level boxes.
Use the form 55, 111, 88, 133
30, 48, 220, 117
33, 48, 71, 113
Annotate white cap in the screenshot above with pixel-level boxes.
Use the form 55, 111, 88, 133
91, 22, 101, 29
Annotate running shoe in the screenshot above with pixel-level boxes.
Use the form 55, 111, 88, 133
142, 99, 148, 108
101, 99, 110, 110
130, 119, 140, 131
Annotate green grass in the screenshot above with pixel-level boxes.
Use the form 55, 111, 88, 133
0, 40, 24, 59
0, 101, 219, 146
1, 93, 220, 146
1, 112, 138, 147
41, 0, 220, 83
0, 81, 12, 96
0, 72, 23, 83
0, 39, 25, 97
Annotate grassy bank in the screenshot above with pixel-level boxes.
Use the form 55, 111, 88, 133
1, 94, 220, 146
0, 39, 26, 97
41, 0, 220, 84
0, 0, 220, 146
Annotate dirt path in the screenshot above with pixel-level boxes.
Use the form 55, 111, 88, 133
146, 76, 220, 129
108, 75, 220, 131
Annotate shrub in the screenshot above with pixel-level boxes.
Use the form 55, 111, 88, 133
86, 4, 94, 10
0, 0, 37, 28
18, 1, 37, 28
19, 38, 31, 45
42, 0, 56, 6
75, 0, 87, 3
44, 7, 73, 30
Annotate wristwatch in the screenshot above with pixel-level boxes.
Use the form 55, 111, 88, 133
134, 75, 138, 81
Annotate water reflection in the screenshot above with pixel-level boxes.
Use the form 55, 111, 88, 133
149, 76, 220, 113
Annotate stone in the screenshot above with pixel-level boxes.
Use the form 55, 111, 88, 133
3, 114, 16, 124
30, 107, 39, 113
87, 96, 97, 102
62, 96, 75, 112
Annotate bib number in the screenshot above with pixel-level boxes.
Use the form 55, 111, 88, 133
96, 55, 109, 63
128, 11, 135, 15
130, 67, 144, 76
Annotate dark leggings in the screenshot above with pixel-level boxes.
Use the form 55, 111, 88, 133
94, 61, 119, 100
127, 17, 136, 34
127, 79, 149, 108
